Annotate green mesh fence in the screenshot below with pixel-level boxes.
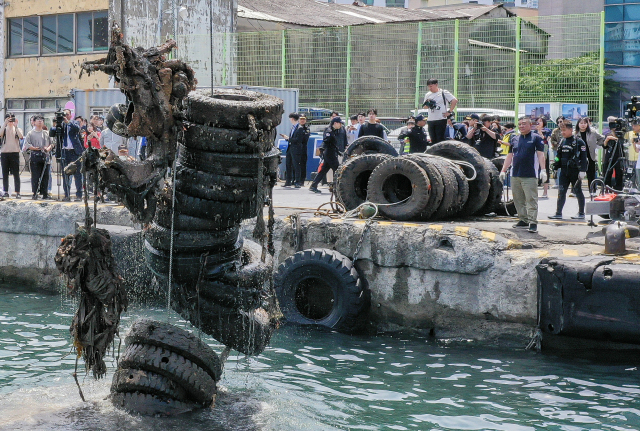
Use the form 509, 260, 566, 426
178, 13, 605, 127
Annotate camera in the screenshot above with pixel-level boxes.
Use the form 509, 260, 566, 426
54, 109, 65, 127
8, 115, 15, 123
423, 99, 437, 110
609, 118, 628, 139
625, 96, 640, 119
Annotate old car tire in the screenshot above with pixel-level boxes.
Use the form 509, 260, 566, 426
144, 222, 239, 253
183, 122, 276, 154
423, 156, 459, 220
366, 158, 431, 221
345, 136, 398, 157
175, 166, 264, 203
125, 319, 223, 382
178, 145, 281, 177
475, 159, 504, 216
448, 163, 470, 215
426, 140, 490, 217
111, 368, 190, 401
491, 156, 506, 173
110, 392, 197, 416
336, 153, 392, 210
119, 343, 217, 406
402, 155, 445, 221
274, 249, 369, 333
495, 199, 517, 217
173, 191, 257, 221
185, 88, 284, 130
155, 206, 239, 231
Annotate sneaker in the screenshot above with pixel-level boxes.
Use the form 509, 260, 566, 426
528, 223, 538, 233
569, 192, 576, 197
512, 221, 529, 228
2, 193, 8, 198
282, 183, 292, 188
15, 194, 21, 199
309, 187, 321, 194
294, 184, 302, 188
548, 214, 563, 220
74, 196, 83, 202
551, 185, 559, 189
539, 195, 549, 200
32, 194, 37, 200
42, 195, 52, 200
62, 196, 71, 202
570, 213, 586, 220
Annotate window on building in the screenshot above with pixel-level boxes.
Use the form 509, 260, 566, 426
77, 11, 108, 53
5, 98, 69, 133
42, 14, 74, 54
8, 17, 39, 56
385, 0, 405, 6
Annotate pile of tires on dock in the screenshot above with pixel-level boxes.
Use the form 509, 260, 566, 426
335, 136, 503, 220
111, 319, 222, 415
144, 88, 284, 356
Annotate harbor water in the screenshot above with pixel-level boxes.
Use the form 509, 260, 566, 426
1, 284, 639, 431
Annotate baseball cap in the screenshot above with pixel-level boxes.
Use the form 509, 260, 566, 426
469, 114, 480, 121
415, 115, 426, 122
330, 117, 342, 125
118, 143, 128, 151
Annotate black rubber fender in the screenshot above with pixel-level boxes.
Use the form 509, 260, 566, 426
173, 191, 257, 221
119, 343, 217, 406
366, 158, 431, 221
335, 154, 392, 211
110, 392, 197, 416
175, 166, 264, 203
401, 155, 445, 221
125, 319, 223, 382
448, 163, 470, 215
426, 140, 491, 217
274, 248, 369, 333
183, 122, 276, 154
474, 159, 503, 216
491, 156, 506, 173
185, 88, 284, 130
419, 156, 459, 220
111, 368, 190, 401
178, 145, 281, 177
144, 222, 239, 253
345, 136, 398, 157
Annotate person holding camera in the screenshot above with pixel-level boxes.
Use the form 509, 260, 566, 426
467, 114, 500, 159
310, 117, 343, 194
548, 121, 588, 220
399, 115, 429, 153
602, 118, 625, 191
0, 113, 24, 198
22, 115, 53, 200
422, 78, 457, 145
50, 109, 85, 202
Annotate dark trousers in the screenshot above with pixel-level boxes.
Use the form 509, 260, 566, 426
603, 154, 624, 191
1, 152, 21, 194
586, 151, 597, 191
285, 149, 296, 185
291, 151, 306, 185
556, 168, 585, 215
62, 149, 83, 198
30, 158, 49, 197
427, 119, 448, 145
311, 158, 339, 188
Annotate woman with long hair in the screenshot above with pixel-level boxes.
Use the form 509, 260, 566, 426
574, 117, 604, 189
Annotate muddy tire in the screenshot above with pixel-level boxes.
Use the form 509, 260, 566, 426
495, 199, 517, 217
366, 158, 431, 221
144, 222, 239, 253
125, 319, 223, 382
402, 155, 445, 221
336, 154, 392, 210
419, 156, 459, 220
175, 166, 263, 203
448, 163, 470, 215
119, 343, 217, 406
155, 206, 239, 231
475, 159, 503, 216
178, 145, 281, 177
345, 136, 398, 157
183, 122, 276, 154
491, 156, 506, 173
173, 191, 257, 221
110, 392, 197, 416
426, 140, 490, 217
111, 368, 190, 401
274, 249, 369, 333
185, 88, 284, 130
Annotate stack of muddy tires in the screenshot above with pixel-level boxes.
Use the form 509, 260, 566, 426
335, 140, 503, 220
144, 88, 283, 356
111, 319, 222, 416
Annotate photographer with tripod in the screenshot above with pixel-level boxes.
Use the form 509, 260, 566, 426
50, 109, 84, 202
602, 119, 625, 191
0, 113, 24, 198
22, 115, 53, 200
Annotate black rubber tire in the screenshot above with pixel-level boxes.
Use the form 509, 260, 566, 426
144, 222, 239, 253
418, 156, 459, 220
274, 248, 369, 333
426, 140, 491, 217
492, 156, 506, 173
144, 238, 243, 284
335, 154, 392, 211
119, 343, 217, 406
173, 191, 257, 221
111, 368, 190, 401
366, 158, 431, 221
448, 163, 470, 215
495, 199, 517, 217
475, 159, 504, 216
110, 392, 197, 416
178, 145, 281, 177
170, 282, 275, 356
155, 206, 239, 231
175, 166, 264, 203
125, 319, 223, 382
185, 88, 284, 130
401, 155, 445, 221
183, 122, 277, 154
345, 136, 398, 157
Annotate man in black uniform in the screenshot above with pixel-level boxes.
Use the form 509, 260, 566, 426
399, 115, 429, 153
467, 114, 500, 159
280, 112, 300, 187
310, 117, 343, 194
358, 109, 386, 139
291, 114, 311, 188
549, 121, 588, 220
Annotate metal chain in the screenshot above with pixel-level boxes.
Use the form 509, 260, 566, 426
290, 213, 300, 252
352, 217, 374, 262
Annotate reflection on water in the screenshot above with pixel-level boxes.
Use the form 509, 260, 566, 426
1, 285, 639, 431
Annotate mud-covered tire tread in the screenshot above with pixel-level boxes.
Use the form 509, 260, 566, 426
119, 343, 216, 406
345, 136, 398, 157
173, 191, 257, 221
111, 368, 190, 401
144, 222, 239, 253
402, 155, 445, 220
110, 392, 197, 416
178, 145, 281, 177
422, 156, 459, 220
366, 158, 431, 221
274, 248, 369, 333
448, 163, 470, 215
183, 122, 276, 154
335, 154, 392, 211
125, 319, 223, 382
475, 159, 503, 216
155, 206, 239, 231
175, 166, 263, 202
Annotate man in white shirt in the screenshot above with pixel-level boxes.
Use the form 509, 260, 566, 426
422, 78, 457, 145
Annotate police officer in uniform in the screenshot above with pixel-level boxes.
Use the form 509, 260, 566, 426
549, 121, 588, 220
398, 115, 429, 153
310, 117, 343, 193
291, 114, 311, 187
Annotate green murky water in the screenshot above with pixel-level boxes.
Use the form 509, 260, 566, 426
1, 285, 639, 431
